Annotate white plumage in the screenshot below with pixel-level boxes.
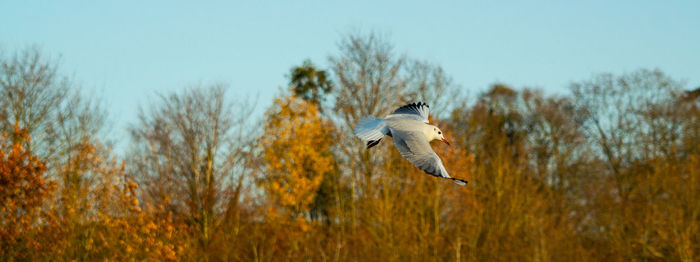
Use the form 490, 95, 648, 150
353, 102, 468, 186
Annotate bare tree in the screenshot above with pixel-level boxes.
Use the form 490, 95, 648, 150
404, 59, 462, 118
328, 31, 409, 197
0, 46, 107, 197
329, 31, 461, 190
570, 69, 684, 195
1, 46, 105, 157
128, 83, 254, 251
570, 69, 695, 260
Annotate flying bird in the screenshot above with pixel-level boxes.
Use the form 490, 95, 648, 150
353, 102, 468, 186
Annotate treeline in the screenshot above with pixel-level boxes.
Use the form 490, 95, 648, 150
1, 33, 698, 261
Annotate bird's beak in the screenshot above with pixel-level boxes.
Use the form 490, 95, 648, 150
441, 138, 450, 146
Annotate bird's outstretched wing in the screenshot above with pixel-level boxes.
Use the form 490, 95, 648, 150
391, 129, 467, 186
388, 102, 430, 123
354, 116, 390, 149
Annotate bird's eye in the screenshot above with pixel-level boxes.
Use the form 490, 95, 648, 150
438, 131, 442, 134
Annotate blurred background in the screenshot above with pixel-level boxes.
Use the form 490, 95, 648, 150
1, 1, 698, 261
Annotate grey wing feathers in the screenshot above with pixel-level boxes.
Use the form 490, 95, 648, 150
391, 129, 467, 186
354, 116, 389, 148
354, 117, 385, 141
390, 102, 430, 123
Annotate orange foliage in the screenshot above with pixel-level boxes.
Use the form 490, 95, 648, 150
0, 126, 185, 260
258, 94, 335, 216
2, 64, 697, 261
0, 126, 56, 258
47, 142, 187, 261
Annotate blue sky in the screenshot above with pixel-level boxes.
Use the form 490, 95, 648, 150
2, 1, 699, 148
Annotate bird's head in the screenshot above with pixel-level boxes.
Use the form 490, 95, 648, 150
427, 125, 450, 146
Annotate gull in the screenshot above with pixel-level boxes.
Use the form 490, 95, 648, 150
353, 102, 468, 186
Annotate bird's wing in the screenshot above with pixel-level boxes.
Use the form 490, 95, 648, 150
387, 102, 430, 123
353, 116, 387, 142
391, 129, 467, 186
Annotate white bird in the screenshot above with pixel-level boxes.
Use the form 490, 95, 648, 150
353, 102, 468, 186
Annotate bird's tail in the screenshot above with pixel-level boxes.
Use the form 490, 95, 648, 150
353, 116, 387, 149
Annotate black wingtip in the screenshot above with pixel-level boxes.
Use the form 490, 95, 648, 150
451, 178, 468, 186
366, 139, 381, 149
393, 102, 430, 114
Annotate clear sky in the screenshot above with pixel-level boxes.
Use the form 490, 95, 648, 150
2, 1, 699, 148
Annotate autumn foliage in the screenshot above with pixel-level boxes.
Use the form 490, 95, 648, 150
0, 126, 54, 258
1, 41, 698, 261
259, 95, 335, 216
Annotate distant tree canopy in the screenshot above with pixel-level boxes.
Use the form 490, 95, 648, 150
1, 34, 697, 261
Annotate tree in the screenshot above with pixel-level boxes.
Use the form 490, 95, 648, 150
327, 31, 408, 202
0, 47, 107, 237
289, 60, 333, 108
0, 125, 55, 259
258, 94, 336, 217
322, 31, 467, 260
128, 84, 253, 255
570, 69, 697, 260
328, 31, 462, 193
0, 46, 106, 167
404, 59, 462, 118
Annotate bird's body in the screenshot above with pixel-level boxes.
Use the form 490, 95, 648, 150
353, 102, 468, 186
